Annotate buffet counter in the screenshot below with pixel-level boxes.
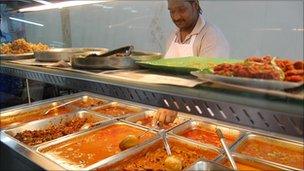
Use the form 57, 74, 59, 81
1, 92, 303, 170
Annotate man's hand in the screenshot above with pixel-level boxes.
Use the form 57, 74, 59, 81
153, 108, 178, 125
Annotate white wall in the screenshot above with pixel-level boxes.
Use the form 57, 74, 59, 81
9, 0, 303, 60
23, 9, 63, 47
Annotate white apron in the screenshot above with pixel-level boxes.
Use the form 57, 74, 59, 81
164, 34, 197, 58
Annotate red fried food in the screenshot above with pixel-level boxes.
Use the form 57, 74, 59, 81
214, 62, 281, 80
285, 75, 304, 82
285, 70, 304, 76
214, 55, 304, 82
14, 117, 89, 146
294, 61, 304, 70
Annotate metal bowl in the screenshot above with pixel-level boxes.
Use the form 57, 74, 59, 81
71, 50, 162, 70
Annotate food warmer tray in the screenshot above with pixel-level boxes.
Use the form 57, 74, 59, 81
169, 119, 245, 150
36, 120, 157, 170
0, 91, 111, 130
91, 133, 222, 170
71, 50, 162, 70
3, 110, 111, 148
34, 48, 108, 62
230, 133, 304, 171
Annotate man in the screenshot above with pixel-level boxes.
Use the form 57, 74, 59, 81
165, 0, 229, 58
155, 0, 229, 124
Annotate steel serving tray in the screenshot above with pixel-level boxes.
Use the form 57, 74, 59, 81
191, 71, 304, 90
71, 50, 162, 70
0, 101, 77, 130
125, 110, 190, 131
0, 53, 34, 60
170, 119, 245, 149
91, 134, 222, 171
0, 92, 106, 130
215, 153, 289, 171
91, 101, 148, 119
34, 48, 108, 62
231, 133, 304, 171
3, 110, 111, 148
36, 120, 157, 170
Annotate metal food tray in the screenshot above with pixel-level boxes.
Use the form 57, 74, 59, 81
231, 133, 304, 171
185, 159, 232, 171
0, 53, 34, 60
215, 153, 291, 171
129, 51, 162, 61
91, 134, 222, 171
191, 71, 304, 90
3, 110, 111, 148
34, 48, 108, 62
170, 120, 244, 149
125, 110, 190, 131
0, 92, 107, 129
91, 101, 148, 119
36, 121, 157, 170
0, 100, 77, 130
71, 50, 162, 70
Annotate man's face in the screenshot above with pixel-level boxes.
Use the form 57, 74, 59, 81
168, 0, 198, 30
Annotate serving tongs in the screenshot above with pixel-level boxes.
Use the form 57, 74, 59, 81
216, 128, 238, 170
84, 45, 134, 58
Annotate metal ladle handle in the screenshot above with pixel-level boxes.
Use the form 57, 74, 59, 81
216, 129, 238, 170
160, 130, 172, 156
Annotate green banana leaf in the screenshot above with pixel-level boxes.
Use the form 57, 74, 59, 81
137, 56, 241, 74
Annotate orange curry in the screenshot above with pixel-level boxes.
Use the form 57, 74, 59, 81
100, 139, 219, 170
223, 160, 280, 171
136, 116, 183, 130
69, 97, 105, 108
93, 105, 139, 117
237, 139, 304, 169
179, 126, 238, 147
1, 105, 73, 128
40, 124, 153, 168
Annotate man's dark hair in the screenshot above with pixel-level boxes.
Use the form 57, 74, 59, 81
187, 0, 202, 14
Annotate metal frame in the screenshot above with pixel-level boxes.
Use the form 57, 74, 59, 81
0, 62, 303, 138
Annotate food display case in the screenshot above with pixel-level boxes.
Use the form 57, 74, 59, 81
0, 91, 303, 170
1, 1, 303, 170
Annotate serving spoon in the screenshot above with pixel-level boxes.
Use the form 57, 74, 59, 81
216, 128, 238, 170
160, 130, 183, 171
